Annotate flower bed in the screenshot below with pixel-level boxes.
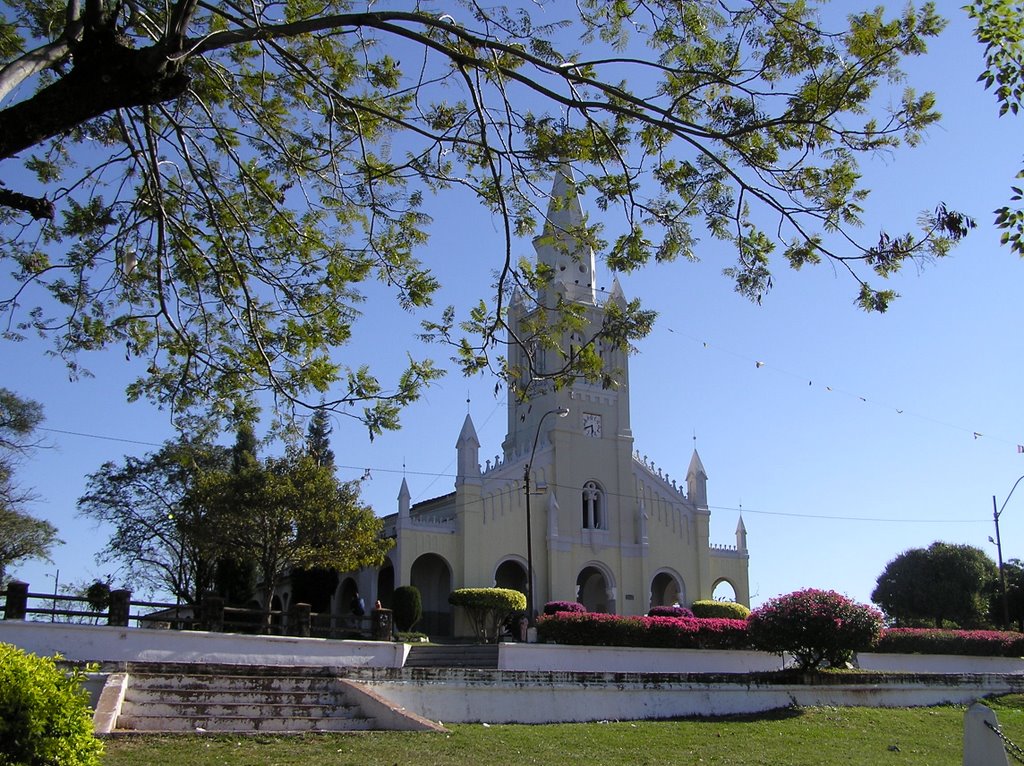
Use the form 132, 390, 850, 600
536, 612, 748, 650
876, 628, 1024, 657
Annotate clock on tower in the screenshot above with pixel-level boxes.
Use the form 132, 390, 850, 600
582, 412, 602, 438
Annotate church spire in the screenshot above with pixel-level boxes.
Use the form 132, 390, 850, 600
456, 413, 482, 486
686, 449, 708, 507
533, 165, 597, 305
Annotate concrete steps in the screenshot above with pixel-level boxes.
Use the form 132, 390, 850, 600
404, 643, 500, 669
113, 669, 373, 733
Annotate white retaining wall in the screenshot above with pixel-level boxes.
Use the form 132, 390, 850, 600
360, 670, 1024, 724
0, 621, 409, 668
498, 643, 783, 672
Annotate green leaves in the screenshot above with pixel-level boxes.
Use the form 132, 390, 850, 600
0, 0, 977, 433
969, 0, 1024, 255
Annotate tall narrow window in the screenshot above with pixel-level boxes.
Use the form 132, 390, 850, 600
582, 481, 604, 529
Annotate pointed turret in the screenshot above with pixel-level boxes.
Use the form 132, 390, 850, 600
533, 166, 597, 305
686, 449, 708, 507
456, 413, 482, 486
736, 515, 747, 553
607, 275, 627, 308
398, 477, 411, 519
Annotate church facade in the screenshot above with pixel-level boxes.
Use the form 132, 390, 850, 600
339, 172, 749, 636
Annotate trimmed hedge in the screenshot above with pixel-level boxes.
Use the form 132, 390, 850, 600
392, 585, 422, 632
536, 612, 748, 649
691, 600, 751, 620
875, 628, 1024, 657
543, 600, 586, 615
449, 588, 526, 642
0, 643, 104, 766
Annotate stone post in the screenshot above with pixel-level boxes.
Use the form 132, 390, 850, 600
106, 589, 132, 627
372, 608, 393, 641
963, 702, 1009, 766
202, 595, 225, 632
3, 580, 28, 620
292, 603, 311, 637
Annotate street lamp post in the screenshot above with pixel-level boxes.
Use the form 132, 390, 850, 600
993, 475, 1024, 629
524, 407, 569, 627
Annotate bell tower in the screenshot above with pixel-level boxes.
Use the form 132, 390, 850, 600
503, 167, 631, 460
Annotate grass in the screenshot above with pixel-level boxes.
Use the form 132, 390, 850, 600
101, 699, 1024, 766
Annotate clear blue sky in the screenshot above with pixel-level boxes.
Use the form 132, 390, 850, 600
4, 5, 1023, 610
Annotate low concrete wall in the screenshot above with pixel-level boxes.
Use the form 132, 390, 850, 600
499, 643, 783, 673
857, 652, 1024, 674
0, 621, 409, 668
356, 668, 1024, 724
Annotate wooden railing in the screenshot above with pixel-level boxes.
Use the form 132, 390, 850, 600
0, 580, 393, 640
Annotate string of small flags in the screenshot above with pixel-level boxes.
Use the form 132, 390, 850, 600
665, 327, 1023, 454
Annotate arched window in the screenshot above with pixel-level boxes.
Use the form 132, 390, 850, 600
582, 481, 605, 529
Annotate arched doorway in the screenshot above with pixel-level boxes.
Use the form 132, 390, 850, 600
410, 553, 453, 636
712, 579, 737, 602
577, 565, 614, 613
377, 559, 395, 609
339, 576, 361, 628
650, 571, 683, 610
494, 558, 528, 594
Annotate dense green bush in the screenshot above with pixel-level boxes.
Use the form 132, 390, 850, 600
747, 589, 883, 671
392, 586, 422, 633
536, 612, 749, 649
875, 628, 1024, 657
691, 600, 751, 620
449, 588, 526, 642
0, 643, 103, 766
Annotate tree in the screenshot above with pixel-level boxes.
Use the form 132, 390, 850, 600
77, 440, 231, 602
968, 0, 1024, 254
871, 541, 998, 628
0, 2, 974, 432
305, 408, 335, 469
0, 388, 58, 581
199, 452, 392, 628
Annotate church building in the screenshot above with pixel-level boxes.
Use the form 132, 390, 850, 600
342, 171, 749, 637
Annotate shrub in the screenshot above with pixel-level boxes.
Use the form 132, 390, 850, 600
747, 589, 883, 671
691, 600, 751, 620
543, 600, 586, 615
535, 612, 749, 649
392, 586, 422, 632
875, 628, 1024, 657
648, 605, 695, 618
0, 643, 103, 766
448, 588, 526, 643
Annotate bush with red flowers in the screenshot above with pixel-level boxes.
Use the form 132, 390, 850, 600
875, 628, 1024, 657
747, 589, 883, 671
648, 605, 695, 618
543, 600, 587, 616
535, 612, 748, 649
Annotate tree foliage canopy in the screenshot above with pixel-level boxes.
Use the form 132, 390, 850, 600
871, 541, 998, 628
0, 388, 58, 581
77, 440, 231, 602
0, 0, 974, 431
968, 0, 1024, 255
198, 451, 392, 621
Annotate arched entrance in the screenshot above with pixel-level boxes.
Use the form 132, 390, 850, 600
650, 571, 684, 609
712, 579, 737, 602
377, 559, 395, 609
577, 565, 614, 613
410, 553, 453, 636
494, 558, 528, 594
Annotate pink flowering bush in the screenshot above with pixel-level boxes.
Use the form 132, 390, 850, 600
543, 600, 587, 616
876, 628, 1024, 657
535, 612, 748, 649
648, 605, 695, 618
747, 589, 883, 671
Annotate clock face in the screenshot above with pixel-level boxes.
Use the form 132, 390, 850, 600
582, 412, 602, 438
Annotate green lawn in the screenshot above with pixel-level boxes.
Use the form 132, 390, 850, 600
101, 699, 1024, 766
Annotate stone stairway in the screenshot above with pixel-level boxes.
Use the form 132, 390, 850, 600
404, 643, 500, 670
110, 665, 376, 733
